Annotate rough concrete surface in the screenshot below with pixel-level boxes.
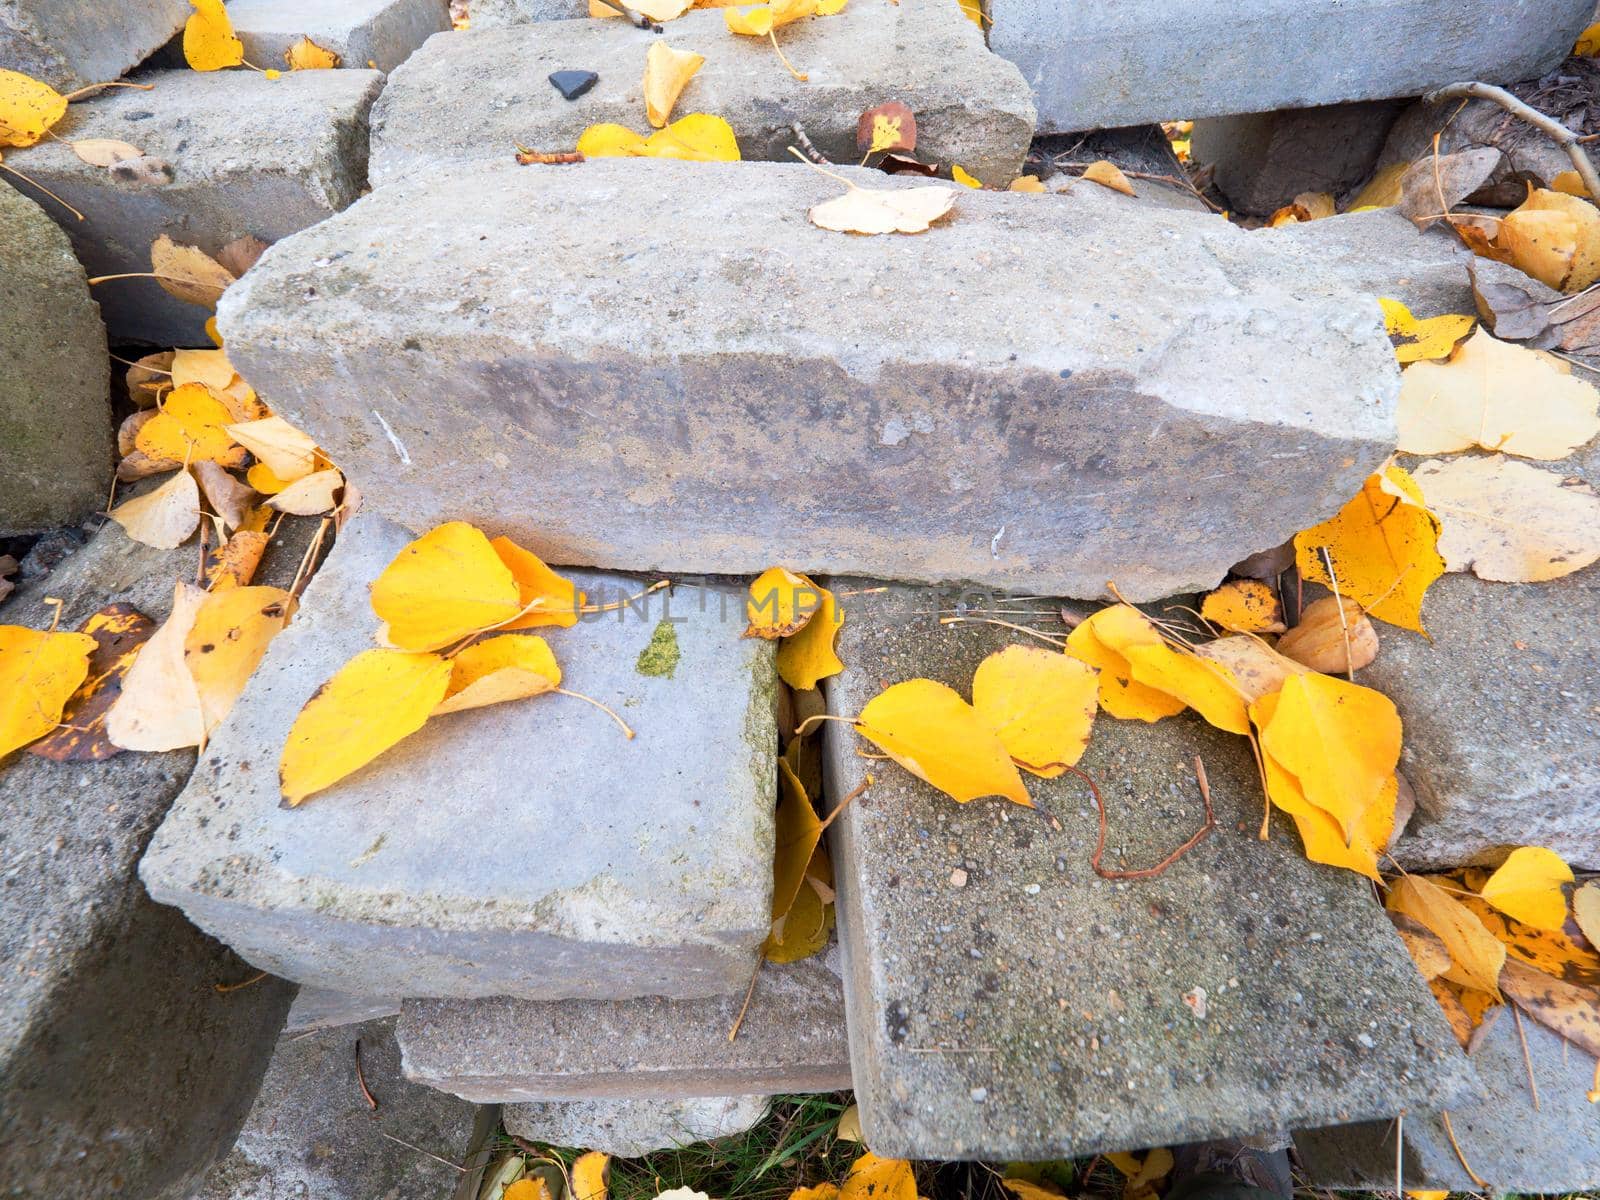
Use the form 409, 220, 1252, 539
990, 0, 1593, 134
155, 0, 451, 72
505, 1095, 771, 1157
1261, 208, 1471, 320
0, 522, 308, 1200
1, 68, 383, 346
1296, 1015, 1600, 1192
285, 987, 402, 1034
141, 514, 777, 1001
1191, 100, 1403, 216
467, 0, 586, 24
370, 0, 1035, 188
398, 957, 851, 1102
820, 582, 1479, 1160
221, 159, 1401, 602
194, 1016, 485, 1200
0, 185, 110, 536
0, 0, 187, 89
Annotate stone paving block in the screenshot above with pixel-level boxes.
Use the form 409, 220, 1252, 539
819, 581, 1479, 1161
140, 513, 777, 1001
221, 158, 1401, 602
155, 0, 452, 72
1295, 1016, 1600, 1192
469, 0, 586, 24
0, 521, 305, 1200
0, 184, 110, 536
1, 68, 383, 347
505, 1095, 771, 1156
370, 0, 1034, 188
398, 957, 850, 1101
1190, 100, 1403, 217
194, 1016, 486, 1200
990, 0, 1592, 135
1262, 208, 1472, 320
285, 987, 402, 1034
0, 0, 187, 90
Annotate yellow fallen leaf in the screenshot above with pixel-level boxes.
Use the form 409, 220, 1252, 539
205, 529, 270, 590
370, 522, 524, 652
647, 113, 740, 161
109, 468, 202, 549
1579, 20, 1600, 55
184, 0, 245, 69
1411, 454, 1600, 582
171, 346, 241, 392
855, 678, 1030, 806
226, 415, 319, 481
1392, 914, 1453, 979
267, 467, 342, 516
1501, 188, 1600, 292
0, 625, 97, 759
840, 1154, 916, 1200
1199, 578, 1285, 633
1194, 635, 1307, 704
71, 137, 143, 167
765, 849, 833, 961
1256, 671, 1399, 841
505, 1181, 552, 1200
835, 1104, 861, 1143
1552, 169, 1591, 197
1406, 1192, 1450, 1200
576, 122, 651, 157
791, 1186, 841, 1200
809, 183, 956, 235
246, 462, 292, 494
1478, 846, 1574, 931
1275, 595, 1379, 674
1575, 881, 1600, 949
771, 756, 824, 925
1396, 329, 1600, 458
285, 35, 341, 69
571, 1151, 609, 1200
593, 0, 690, 16
1000, 1181, 1067, 1200
1007, 174, 1046, 193
1347, 161, 1409, 210
280, 649, 453, 805
1064, 607, 1186, 723
0, 68, 67, 148
951, 163, 982, 189
151, 234, 237, 307
1106, 1148, 1173, 1200
970, 644, 1097, 777
1388, 874, 1506, 997
432, 633, 560, 715
1449, 868, 1600, 985
724, 3, 777, 34
135, 383, 246, 466
1293, 466, 1445, 633
746, 566, 823, 638
184, 585, 292, 735
490, 536, 583, 629
1377, 297, 1475, 364
1500, 956, 1600, 1057
106, 583, 209, 751
643, 42, 704, 129
1116, 640, 1248, 736
1081, 160, 1134, 196
1267, 191, 1336, 227
776, 580, 844, 689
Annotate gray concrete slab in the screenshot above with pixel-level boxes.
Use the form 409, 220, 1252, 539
0, 0, 187, 90
505, 1095, 770, 1156
153, 0, 452, 72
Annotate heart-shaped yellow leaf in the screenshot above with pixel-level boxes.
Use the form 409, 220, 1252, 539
184, 0, 245, 70
776, 581, 844, 689
645, 113, 741, 162
369, 522, 524, 651
106, 583, 210, 751
840, 1154, 916, 1200
1478, 846, 1574, 931
576, 122, 652, 158
970, 644, 1097, 777
1081, 159, 1134, 196
135, 383, 245, 466
109, 468, 202, 549
1199, 578, 1286, 633
184, 585, 292, 735
855, 678, 1030, 806
746, 566, 823, 638
571, 1152, 610, 1200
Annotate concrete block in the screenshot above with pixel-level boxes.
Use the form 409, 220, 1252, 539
193, 1016, 487, 1200
819, 581, 1479, 1160
1, 68, 383, 347
468, 0, 586, 25
505, 1096, 770, 1157
1296, 1015, 1600, 1193
155, 0, 452, 72
285, 987, 402, 1034
397, 957, 851, 1102
0, 184, 110, 536
220, 159, 1402, 602
1190, 100, 1402, 217
991, 0, 1593, 135
140, 513, 778, 1001
0, 523, 298, 1200
0, 0, 187, 91
370, 0, 1035, 188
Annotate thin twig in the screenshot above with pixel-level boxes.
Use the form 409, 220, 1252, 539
1319, 546, 1356, 682
1424, 81, 1600, 201
379, 1132, 465, 1173
790, 123, 832, 165
1075, 756, 1215, 880
1511, 1004, 1541, 1111
1439, 1111, 1487, 1189
727, 951, 765, 1042
214, 970, 267, 994
816, 774, 871, 834
1394, 1113, 1404, 1199
355, 1037, 379, 1110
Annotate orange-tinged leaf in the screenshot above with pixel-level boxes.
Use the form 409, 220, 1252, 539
184, 585, 291, 736
1428, 977, 1475, 1048
1294, 466, 1445, 632
1199, 578, 1286, 633
858, 101, 916, 156
0, 68, 67, 148
184, 0, 245, 70
951, 164, 982, 189
109, 468, 202, 549
280, 649, 452, 805
1499, 957, 1600, 1056
645, 113, 741, 162
772, 756, 824, 925
27, 604, 155, 762
0, 625, 97, 758
226, 415, 318, 481
571, 1151, 610, 1200
1387, 874, 1506, 997
643, 42, 704, 129
1449, 870, 1600, 985
247, 461, 292, 494
1377, 297, 1474, 364
840, 1154, 916, 1200
285, 34, 341, 69
776, 582, 844, 689
105, 583, 209, 751
793, 1185, 841, 1200
1391, 913, 1452, 980
432, 633, 561, 715
1081, 160, 1135, 196
856, 679, 1030, 806
1064, 606, 1185, 722
1001, 1181, 1068, 1200
266, 467, 342, 516
1478, 846, 1574, 931
970, 644, 1097, 776
1499, 206, 1579, 290
1275, 595, 1379, 674
504, 1181, 550, 1200
746, 566, 823, 638
370, 522, 523, 651
491, 536, 583, 629
136, 383, 245, 466
1255, 672, 1399, 841
205, 529, 270, 590
1504, 188, 1600, 292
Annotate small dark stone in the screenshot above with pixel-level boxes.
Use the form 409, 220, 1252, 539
548, 70, 598, 101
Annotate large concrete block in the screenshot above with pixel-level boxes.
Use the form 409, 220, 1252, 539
1295, 1016, 1600, 1193
154, 0, 452, 72
819, 582, 1478, 1161
991, 0, 1594, 134
397, 957, 851, 1102
0, 0, 187, 90
0, 185, 110, 536
370, 0, 1035, 188
194, 1016, 487, 1200
220, 159, 1401, 602
505, 1096, 770, 1157
140, 514, 778, 1001
469, 0, 586, 23
0, 523, 298, 1200
284, 987, 402, 1033
1, 68, 383, 347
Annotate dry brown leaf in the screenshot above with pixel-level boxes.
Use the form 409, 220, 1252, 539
216, 234, 271, 278
1500, 957, 1600, 1056
1194, 635, 1307, 703
109, 469, 201, 549
205, 529, 269, 590
105, 582, 209, 751
809, 183, 955, 235
1390, 911, 1453, 980
1276, 596, 1379, 674
1397, 147, 1502, 229
125, 350, 174, 407
72, 137, 142, 167
27, 604, 156, 762
193, 460, 258, 531
151, 234, 237, 307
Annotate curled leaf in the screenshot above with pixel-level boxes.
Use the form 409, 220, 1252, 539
285, 35, 341, 69
746, 566, 822, 638
642, 42, 704, 129
151, 234, 238, 307
1081, 160, 1135, 196
776, 580, 845, 689
432, 633, 561, 715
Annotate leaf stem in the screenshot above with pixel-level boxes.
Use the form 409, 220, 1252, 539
555, 687, 635, 738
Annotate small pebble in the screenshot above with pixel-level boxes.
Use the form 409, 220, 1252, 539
548, 69, 599, 100
949, 868, 968, 887
970, 1087, 988, 1102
